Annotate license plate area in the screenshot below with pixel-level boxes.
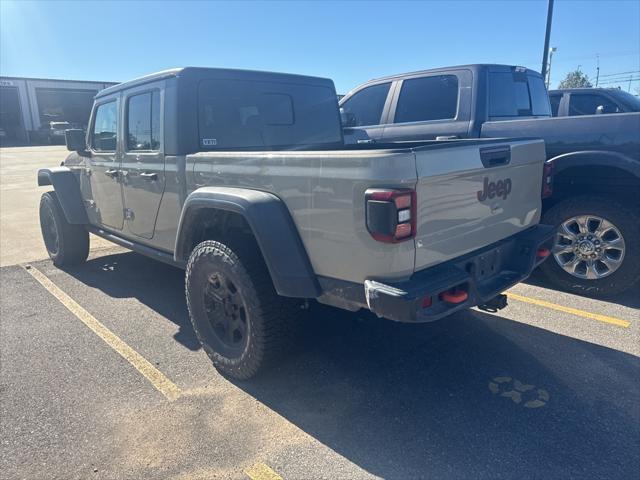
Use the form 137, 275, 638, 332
470, 248, 502, 281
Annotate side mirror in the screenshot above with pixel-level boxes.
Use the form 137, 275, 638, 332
339, 108, 357, 128
65, 129, 87, 152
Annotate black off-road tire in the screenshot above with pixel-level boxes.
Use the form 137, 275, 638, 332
185, 239, 299, 379
39, 191, 90, 267
539, 196, 640, 297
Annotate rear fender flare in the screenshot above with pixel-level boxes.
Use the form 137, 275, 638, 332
547, 150, 640, 178
37, 167, 88, 224
175, 187, 320, 298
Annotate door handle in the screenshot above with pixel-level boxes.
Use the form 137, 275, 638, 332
104, 169, 119, 178
140, 172, 158, 181
435, 135, 458, 140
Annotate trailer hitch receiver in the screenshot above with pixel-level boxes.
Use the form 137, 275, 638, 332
478, 293, 508, 313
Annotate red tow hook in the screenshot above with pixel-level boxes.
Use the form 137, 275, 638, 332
536, 247, 551, 258
440, 288, 468, 304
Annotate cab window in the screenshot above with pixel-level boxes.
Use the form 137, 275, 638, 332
489, 72, 551, 117
569, 94, 618, 115
340, 83, 391, 127
394, 75, 458, 123
126, 91, 161, 151
91, 101, 117, 151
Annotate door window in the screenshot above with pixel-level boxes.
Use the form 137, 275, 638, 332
91, 101, 117, 151
568, 94, 618, 115
394, 75, 458, 123
340, 82, 391, 126
126, 91, 161, 150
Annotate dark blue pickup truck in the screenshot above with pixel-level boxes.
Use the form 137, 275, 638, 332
549, 88, 640, 117
340, 64, 640, 296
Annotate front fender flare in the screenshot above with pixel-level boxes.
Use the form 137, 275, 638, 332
37, 167, 88, 224
175, 187, 320, 298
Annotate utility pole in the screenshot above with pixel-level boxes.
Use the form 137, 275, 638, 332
595, 54, 600, 87
546, 47, 557, 88
629, 75, 633, 92
541, 0, 555, 79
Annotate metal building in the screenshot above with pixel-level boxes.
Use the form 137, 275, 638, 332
0, 76, 117, 144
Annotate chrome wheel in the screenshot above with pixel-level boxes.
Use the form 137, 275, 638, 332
553, 215, 625, 280
203, 272, 249, 357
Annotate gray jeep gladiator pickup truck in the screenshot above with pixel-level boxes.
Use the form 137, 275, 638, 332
340, 64, 640, 296
38, 67, 553, 379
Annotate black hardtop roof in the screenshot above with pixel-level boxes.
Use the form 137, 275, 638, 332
363, 64, 542, 84
96, 67, 335, 98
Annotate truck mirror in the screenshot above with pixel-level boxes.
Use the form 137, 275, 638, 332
65, 129, 87, 152
340, 108, 357, 127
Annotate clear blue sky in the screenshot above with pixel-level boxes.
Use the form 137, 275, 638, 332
1, 0, 639, 93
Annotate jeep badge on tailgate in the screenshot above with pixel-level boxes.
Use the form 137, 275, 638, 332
477, 177, 512, 201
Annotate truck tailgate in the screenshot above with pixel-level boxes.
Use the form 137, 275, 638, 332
413, 139, 545, 271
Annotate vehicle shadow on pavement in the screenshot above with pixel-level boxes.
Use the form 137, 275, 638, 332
65, 250, 200, 351
240, 305, 640, 479
525, 270, 640, 309
62, 251, 639, 478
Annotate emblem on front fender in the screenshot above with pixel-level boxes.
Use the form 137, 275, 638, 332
477, 177, 512, 202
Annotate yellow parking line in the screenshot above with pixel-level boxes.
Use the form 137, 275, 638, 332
506, 292, 631, 328
244, 463, 283, 480
24, 264, 182, 401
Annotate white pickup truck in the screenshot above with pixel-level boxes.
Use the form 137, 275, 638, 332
38, 67, 554, 378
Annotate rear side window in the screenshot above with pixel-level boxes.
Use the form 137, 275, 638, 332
569, 94, 618, 115
198, 79, 341, 149
549, 94, 561, 116
126, 91, 161, 150
394, 75, 458, 123
340, 83, 390, 126
489, 71, 551, 117
91, 101, 117, 151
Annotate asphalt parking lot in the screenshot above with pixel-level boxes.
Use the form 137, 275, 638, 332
1, 146, 639, 479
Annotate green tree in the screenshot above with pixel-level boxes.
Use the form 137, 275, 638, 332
558, 68, 593, 89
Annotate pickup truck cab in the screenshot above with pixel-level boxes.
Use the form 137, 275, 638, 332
38, 67, 553, 378
341, 64, 640, 296
549, 88, 640, 117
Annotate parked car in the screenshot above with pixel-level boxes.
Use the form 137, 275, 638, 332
37, 67, 553, 378
549, 88, 640, 117
340, 64, 640, 296
47, 121, 72, 144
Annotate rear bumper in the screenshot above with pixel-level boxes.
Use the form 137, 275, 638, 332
364, 224, 555, 323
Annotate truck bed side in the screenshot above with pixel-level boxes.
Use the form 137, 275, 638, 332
188, 149, 418, 283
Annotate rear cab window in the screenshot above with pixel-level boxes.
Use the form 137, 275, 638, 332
489, 69, 551, 118
197, 79, 341, 149
91, 101, 118, 151
393, 75, 459, 123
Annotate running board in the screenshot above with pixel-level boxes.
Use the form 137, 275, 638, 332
87, 226, 185, 269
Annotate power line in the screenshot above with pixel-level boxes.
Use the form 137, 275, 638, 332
597, 78, 639, 85
599, 70, 640, 78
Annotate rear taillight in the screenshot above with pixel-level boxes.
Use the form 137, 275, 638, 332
541, 161, 554, 199
365, 188, 416, 243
